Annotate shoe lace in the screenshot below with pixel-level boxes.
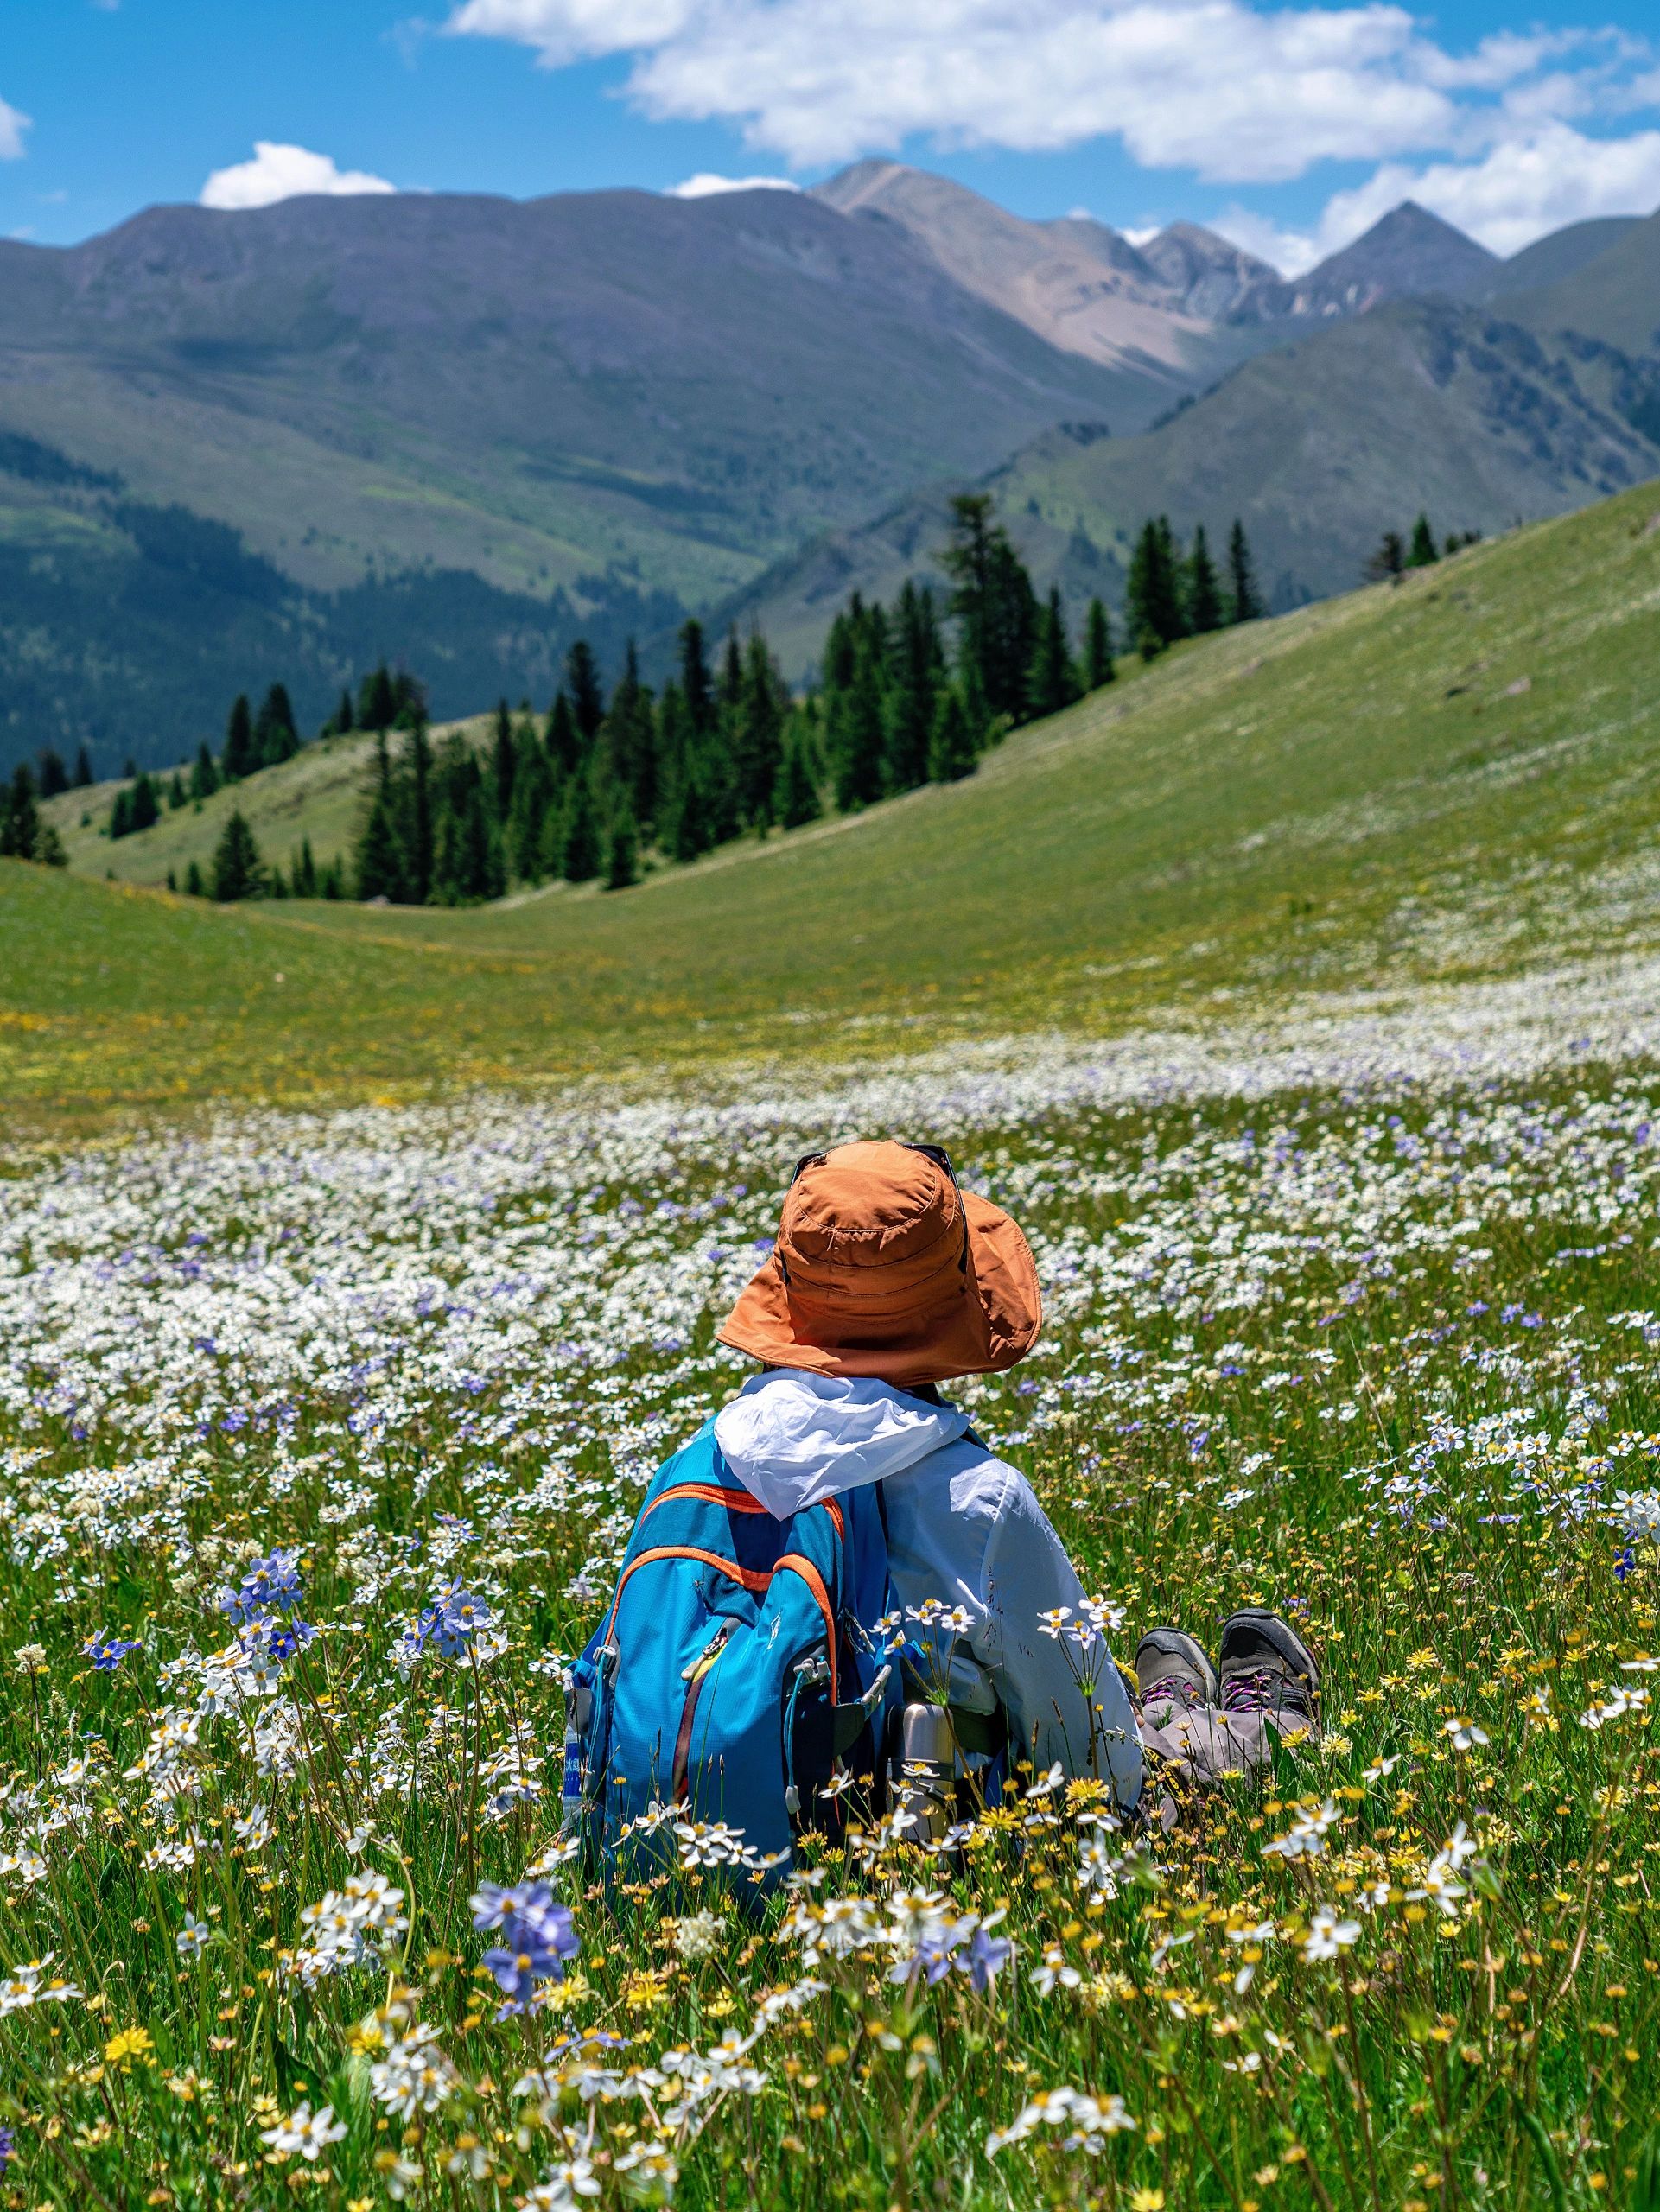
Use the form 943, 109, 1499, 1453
1223, 1667, 1286, 1715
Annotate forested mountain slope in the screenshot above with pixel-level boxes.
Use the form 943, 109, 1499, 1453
9, 478, 1660, 1124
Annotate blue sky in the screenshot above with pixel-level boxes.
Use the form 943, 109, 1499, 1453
3, 0, 1659, 270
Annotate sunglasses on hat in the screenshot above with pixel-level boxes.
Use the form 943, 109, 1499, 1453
790, 1140, 958, 1187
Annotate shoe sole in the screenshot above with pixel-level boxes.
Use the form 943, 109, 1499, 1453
1135, 1628, 1219, 1703
1218, 1607, 1320, 1696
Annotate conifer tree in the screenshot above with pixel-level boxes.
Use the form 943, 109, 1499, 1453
1365, 531, 1408, 582
333, 688, 356, 735
359, 664, 398, 734
73, 744, 94, 789
927, 687, 978, 783
1126, 518, 1186, 649
822, 601, 862, 694
773, 717, 824, 830
566, 641, 607, 745
36, 748, 68, 799
545, 691, 581, 780
130, 772, 160, 833
109, 787, 133, 841
670, 736, 719, 862
222, 695, 255, 781
0, 766, 39, 859
168, 771, 188, 810
1085, 598, 1116, 687
1026, 588, 1083, 720
942, 494, 1040, 727
211, 809, 264, 901
605, 798, 640, 891
832, 650, 887, 810
353, 795, 406, 901
653, 683, 693, 855
885, 582, 944, 792
507, 739, 556, 883
719, 628, 744, 715
1407, 512, 1440, 568
1227, 519, 1263, 623
458, 783, 504, 901
679, 620, 716, 737
1186, 524, 1224, 633
491, 701, 517, 815
560, 770, 602, 882
602, 642, 658, 834
734, 632, 786, 830
404, 718, 435, 906
291, 838, 319, 898
432, 804, 465, 906
254, 683, 299, 769
36, 820, 66, 868
190, 742, 220, 801
185, 859, 205, 897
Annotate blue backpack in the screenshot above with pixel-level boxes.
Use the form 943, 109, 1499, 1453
566, 1421, 903, 1892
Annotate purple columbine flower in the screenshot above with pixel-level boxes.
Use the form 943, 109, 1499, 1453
417, 1580, 492, 1659
964, 1925, 1013, 1993
85, 1634, 142, 1674
218, 1548, 303, 1625
471, 1880, 579, 2007
262, 1617, 318, 1661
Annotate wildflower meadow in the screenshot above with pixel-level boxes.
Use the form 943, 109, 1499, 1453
3, 957, 1660, 2209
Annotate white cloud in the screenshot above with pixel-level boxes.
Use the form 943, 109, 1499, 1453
443, 0, 1659, 188
665, 171, 799, 197
1313, 123, 1660, 258
449, 0, 1479, 178
1209, 206, 1320, 276
200, 143, 398, 213
0, 97, 31, 162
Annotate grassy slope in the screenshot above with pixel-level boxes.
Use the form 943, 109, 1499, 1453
7, 480, 1660, 1129
1511, 205, 1660, 355
42, 716, 491, 889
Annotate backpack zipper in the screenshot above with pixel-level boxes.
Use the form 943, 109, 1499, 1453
670, 1621, 735, 1803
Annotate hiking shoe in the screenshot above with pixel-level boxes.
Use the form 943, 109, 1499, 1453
1218, 1609, 1320, 1738
1135, 1629, 1218, 1713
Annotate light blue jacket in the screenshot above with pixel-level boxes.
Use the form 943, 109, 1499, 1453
713, 1370, 1142, 1804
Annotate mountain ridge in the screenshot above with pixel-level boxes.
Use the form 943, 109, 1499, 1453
3, 172, 1659, 772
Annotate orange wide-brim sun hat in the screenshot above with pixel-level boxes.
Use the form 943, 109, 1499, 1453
717, 1138, 1042, 1389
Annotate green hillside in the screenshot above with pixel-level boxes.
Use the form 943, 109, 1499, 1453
1511, 205, 1660, 354
41, 715, 492, 891
735, 298, 1660, 667
6, 479, 1660, 1130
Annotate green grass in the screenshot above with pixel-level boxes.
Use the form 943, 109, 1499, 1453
10, 480, 1660, 1132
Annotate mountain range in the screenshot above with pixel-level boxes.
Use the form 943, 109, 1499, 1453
0, 165, 1657, 770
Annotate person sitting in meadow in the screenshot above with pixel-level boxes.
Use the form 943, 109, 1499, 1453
570, 1138, 1320, 1872
713, 1139, 1321, 1806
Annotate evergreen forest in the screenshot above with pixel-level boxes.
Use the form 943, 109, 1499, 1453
37, 498, 1391, 905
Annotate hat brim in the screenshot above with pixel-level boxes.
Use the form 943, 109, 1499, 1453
717, 1190, 1041, 1388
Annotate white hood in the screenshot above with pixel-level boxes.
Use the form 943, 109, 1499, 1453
713, 1370, 968, 1519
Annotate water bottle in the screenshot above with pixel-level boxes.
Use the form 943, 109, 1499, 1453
899, 1703, 956, 1842
561, 1683, 591, 1832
